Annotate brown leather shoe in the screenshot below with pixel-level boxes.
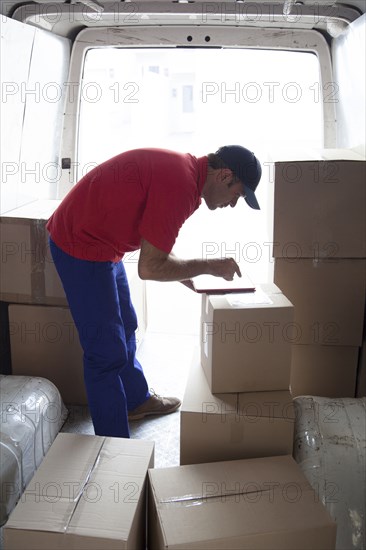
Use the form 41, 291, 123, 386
128, 391, 181, 421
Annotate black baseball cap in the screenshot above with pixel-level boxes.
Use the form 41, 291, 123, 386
215, 145, 262, 210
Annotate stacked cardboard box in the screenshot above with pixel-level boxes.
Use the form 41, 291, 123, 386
4, 433, 155, 549
201, 285, 294, 392
180, 283, 295, 465
148, 455, 336, 549
8, 303, 87, 404
180, 360, 295, 465
0, 200, 147, 404
0, 200, 67, 306
160, 300, 338, 550
272, 150, 366, 397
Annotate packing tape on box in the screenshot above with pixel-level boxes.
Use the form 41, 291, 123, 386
60, 437, 106, 532
157, 482, 312, 509
160, 495, 205, 507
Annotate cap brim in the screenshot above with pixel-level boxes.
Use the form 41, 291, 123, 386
244, 186, 260, 210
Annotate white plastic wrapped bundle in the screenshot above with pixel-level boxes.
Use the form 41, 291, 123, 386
0, 375, 68, 526
293, 396, 366, 550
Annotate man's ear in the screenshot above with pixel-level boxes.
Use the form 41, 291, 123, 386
217, 168, 234, 185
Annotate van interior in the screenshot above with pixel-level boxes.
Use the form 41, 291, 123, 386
0, 1, 365, 549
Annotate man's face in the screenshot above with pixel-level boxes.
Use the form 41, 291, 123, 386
204, 176, 245, 211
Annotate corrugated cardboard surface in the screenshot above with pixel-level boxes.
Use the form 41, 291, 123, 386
201, 285, 294, 393
9, 304, 86, 404
274, 258, 366, 346
1, 201, 147, 344
148, 455, 336, 549
0, 215, 68, 306
290, 344, 359, 398
180, 361, 294, 466
273, 158, 366, 258
4, 433, 154, 550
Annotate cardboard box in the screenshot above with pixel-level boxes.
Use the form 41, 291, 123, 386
273, 152, 366, 258
201, 284, 294, 393
148, 455, 336, 549
290, 344, 359, 398
180, 360, 294, 465
0, 200, 67, 306
9, 303, 86, 404
4, 433, 154, 550
8, 284, 147, 403
274, 258, 366, 346
1, 200, 147, 341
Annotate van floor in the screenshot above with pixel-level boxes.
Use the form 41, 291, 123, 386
61, 331, 199, 468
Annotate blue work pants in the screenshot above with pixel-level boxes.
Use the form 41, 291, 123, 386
49, 238, 150, 437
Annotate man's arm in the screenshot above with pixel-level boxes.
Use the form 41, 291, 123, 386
138, 239, 241, 282
170, 250, 201, 291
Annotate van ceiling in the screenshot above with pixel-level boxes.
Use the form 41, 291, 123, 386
2, 0, 365, 18
3, 1, 364, 42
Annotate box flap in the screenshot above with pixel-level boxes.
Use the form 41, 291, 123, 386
67, 475, 144, 540
68, 438, 154, 539
157, 489, 335, 548
5, 434, 104, 532
149, 456, 335, 548
22, 433, 104, 499
150, 455, 306, 502
5, 434, 154, 541
4, 499, 76, 533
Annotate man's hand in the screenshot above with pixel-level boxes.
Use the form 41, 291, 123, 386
207, 257, 242, 281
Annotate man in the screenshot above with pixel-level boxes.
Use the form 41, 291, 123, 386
47, 145, 262, 438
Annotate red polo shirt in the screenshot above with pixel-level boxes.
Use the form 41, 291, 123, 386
47, 148, 207, 262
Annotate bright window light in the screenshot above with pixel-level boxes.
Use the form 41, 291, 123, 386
77, 47, 323, 284
78, 47, 322, 165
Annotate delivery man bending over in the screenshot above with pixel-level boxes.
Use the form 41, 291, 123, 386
47, 145, 262, 438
